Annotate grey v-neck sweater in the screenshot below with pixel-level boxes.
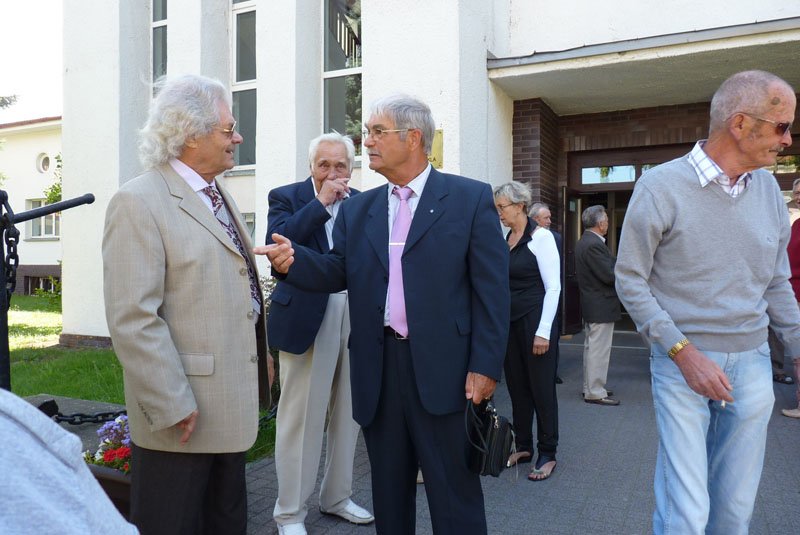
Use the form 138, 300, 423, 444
615, 154, 800, 357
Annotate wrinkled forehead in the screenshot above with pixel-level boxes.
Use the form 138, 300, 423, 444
366, 114, 394, 129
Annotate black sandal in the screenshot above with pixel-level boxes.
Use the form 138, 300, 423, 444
528, 454, 557, 481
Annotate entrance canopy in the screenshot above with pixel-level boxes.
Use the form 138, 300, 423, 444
488, 18, 800, 115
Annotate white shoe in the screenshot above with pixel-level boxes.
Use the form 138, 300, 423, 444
276, 523, 307, 535
320, 499, 375, 524
782, 407, 800, 418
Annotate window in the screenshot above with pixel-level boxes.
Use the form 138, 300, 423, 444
569, 145, 693, 192
36, 153, 50, 173
243, 212, 255, 241
27, 200, 60, 239
232, 0, 256, 167
152, 0, 167, 82
323, 0, 362, 155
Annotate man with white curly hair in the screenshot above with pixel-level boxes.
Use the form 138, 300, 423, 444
102, 73, 273, 535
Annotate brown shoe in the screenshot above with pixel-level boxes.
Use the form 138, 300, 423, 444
584, 397, 620, 406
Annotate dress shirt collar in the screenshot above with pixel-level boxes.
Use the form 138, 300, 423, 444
386, 163, 432, 202
688, 140, 752, 197
588, 230, 606, 243
169, 158, 218, 193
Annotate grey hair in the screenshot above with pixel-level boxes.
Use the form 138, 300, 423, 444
709, 70, 794, 135
493, 181, 532, 212
369, 94, 436, 154
139, 74, 231, 168
581, 205, 607, 229
793, 177, 800, 191
308, 132, 355, 172
529, 202, 550, 219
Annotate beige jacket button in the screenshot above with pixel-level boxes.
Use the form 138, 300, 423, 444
247, 310, 254, 320
250, 355, 257, 363
240, 267, 247, 276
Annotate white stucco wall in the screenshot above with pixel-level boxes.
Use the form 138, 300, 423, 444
362, 0, 509, 186
492, 0, 800, 58
62, 0, 150, 337
0, 120, 63, 265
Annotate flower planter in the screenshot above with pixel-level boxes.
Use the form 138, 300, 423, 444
88, 463, 131, 519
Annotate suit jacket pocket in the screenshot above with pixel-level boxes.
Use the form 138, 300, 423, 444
180, 353, 215, 376
270, 287, 292, 306
455, 315, 472, 336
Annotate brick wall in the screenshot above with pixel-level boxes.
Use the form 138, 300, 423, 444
512, 98, 560, 210
558, 102, 711, 153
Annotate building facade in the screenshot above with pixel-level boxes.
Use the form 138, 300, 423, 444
0, 117, 63, 295
61, 0, 800, 342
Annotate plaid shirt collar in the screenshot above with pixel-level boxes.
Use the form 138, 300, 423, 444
688, 140, 752, 198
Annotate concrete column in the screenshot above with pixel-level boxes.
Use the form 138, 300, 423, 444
61, 0, 149, 342
253, 1, 322, 273
362, 0, 511, 187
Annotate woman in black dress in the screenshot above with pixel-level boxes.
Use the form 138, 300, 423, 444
493, 182, 561, 481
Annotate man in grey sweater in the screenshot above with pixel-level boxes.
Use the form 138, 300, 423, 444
616, 70, 799, 535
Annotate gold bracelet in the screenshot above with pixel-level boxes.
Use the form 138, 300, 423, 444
667, 338, 690, 360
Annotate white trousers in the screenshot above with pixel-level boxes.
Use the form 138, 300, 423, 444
582, 321, 614, 400
273, 292, 359, 525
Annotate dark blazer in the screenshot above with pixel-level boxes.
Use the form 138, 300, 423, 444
279, 168, 510, 426
266, 177, 359, 354
575, 230, 621, 324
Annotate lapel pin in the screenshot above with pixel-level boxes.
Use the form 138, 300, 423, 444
430, 209, 434, 213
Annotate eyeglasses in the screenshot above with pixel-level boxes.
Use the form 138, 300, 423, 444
218, 121, 237, 138
495, 203, 516, 212
362, 127, 410, 140
736, 112, 792, 137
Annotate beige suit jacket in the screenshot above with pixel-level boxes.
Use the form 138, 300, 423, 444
102, 163, 269, 453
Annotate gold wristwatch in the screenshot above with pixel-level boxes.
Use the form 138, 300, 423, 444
667, 338, 691, 360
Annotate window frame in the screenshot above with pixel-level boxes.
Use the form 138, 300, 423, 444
231, 0, 257, 171
26, 199, 61, 240
151, 0, 167, 83
321, 0, 363, 159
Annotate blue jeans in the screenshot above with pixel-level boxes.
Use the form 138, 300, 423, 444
650, 342, 773, 535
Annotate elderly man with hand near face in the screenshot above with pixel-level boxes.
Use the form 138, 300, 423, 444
255, 95, 509, 535
616, 70, 799, 534
266, 133, 373, 535
103, 74, 273, 535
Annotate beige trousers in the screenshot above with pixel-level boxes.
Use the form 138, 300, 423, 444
583, 322, 614, 400
273, 292, 360, 525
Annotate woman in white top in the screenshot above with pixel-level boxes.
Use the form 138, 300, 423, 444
493, 182, 561, 481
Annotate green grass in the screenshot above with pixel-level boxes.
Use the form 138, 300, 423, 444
11, 347, 125, 403
7, 295, 277, 461
9, 295, 62, 352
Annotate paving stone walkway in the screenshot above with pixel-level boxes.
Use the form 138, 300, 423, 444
245, 332, 800, 535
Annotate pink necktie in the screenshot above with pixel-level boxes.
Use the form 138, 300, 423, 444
389, 186, 412, 337
202, 186, 262, 313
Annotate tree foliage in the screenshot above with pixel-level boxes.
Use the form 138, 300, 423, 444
44, 154, 62, 205
0, 95, 17, 110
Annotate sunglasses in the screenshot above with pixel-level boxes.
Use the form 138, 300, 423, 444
738, 112, 793, 137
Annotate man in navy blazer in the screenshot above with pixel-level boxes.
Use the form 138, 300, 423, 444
256, 95, 509, 535
266, 133, 373, 535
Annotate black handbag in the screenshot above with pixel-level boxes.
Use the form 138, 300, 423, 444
464, 399, 515, 477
